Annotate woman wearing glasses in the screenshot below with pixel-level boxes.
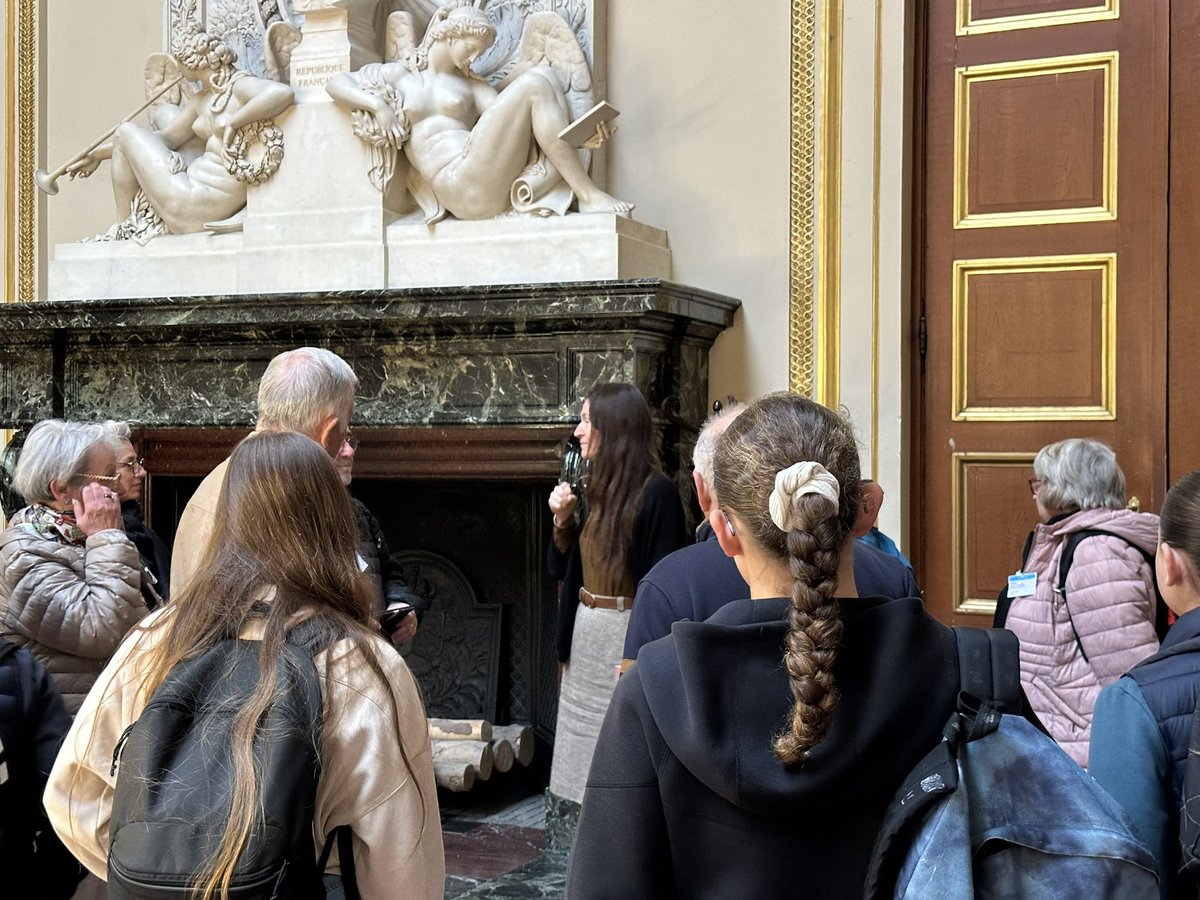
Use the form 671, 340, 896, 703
0, 419, 148, 712
994, 437, 1161, 768
104, 421, 171, 606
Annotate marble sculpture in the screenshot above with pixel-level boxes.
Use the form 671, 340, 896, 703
41, 0, 626, 242
325, 0, 630, 221
52, 1, 295, 242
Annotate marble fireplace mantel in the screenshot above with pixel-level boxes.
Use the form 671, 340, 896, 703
0, 278, 738, 743
0, 278, 739, 434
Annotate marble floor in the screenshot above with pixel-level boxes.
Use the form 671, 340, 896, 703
441, 771, 568, 899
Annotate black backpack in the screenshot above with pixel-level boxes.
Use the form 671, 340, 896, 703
108, 620, 359, 900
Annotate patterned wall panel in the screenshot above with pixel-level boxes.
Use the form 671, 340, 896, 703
952, 254, 1116, 421
955, 53, 1117, 228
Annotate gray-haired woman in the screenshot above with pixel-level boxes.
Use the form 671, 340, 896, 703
0, 420, 147, 712
995, 437, 1160, 768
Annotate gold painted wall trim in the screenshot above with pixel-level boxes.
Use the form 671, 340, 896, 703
952, 451, 1036, 615
952, 253, 1118, 421
957, 0, 1119, 36
789, 0, 818, 397
4, 0, 36, 302
815, 0, 842, 409
954, 52, 1119, 229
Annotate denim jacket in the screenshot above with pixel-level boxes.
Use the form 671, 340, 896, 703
868, 710, 1159, 899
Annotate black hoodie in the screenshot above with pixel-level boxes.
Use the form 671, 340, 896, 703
566, 595, 959, 899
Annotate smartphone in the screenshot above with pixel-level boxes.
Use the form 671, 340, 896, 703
379, 603, 415, 634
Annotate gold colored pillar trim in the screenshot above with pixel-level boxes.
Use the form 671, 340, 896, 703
4, 0, 36, 302
789, 0, 818, 396
815, 0, 842, 409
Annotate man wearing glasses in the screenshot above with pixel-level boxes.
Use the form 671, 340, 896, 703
171, 347, 357, 594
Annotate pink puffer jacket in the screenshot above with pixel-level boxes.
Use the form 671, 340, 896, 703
1004, 507, 1160, 768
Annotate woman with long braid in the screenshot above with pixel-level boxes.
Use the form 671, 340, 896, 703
567, 393, 961, 898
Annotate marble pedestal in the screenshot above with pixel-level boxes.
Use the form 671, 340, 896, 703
47, 213, 670, 301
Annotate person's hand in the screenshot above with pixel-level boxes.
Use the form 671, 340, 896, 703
548, 482, 577, 528
65, 154, 101, 179
388, 611, 418, 647
581, 120, 617, 150
73, 482, 124, 535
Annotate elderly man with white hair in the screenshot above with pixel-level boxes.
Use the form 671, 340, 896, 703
173, 347, 425, 646
171, 347, 358, 594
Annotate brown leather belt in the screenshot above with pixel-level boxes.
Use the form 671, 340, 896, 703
579, 587, 633, 611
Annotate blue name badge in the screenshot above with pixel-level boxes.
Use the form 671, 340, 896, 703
1007, 571, 1037, 598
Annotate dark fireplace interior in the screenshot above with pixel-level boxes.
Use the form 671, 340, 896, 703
140, 425, 577, 756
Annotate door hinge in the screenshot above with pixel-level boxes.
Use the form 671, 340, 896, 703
918, 313, 927, 358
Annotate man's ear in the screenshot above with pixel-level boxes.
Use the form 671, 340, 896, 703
313, 416, 342, 458
852, 482, 884, 538
711, 507, 743, 559
694, 471, 714, 517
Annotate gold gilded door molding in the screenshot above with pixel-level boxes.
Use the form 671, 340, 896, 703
4, 0, 37, 302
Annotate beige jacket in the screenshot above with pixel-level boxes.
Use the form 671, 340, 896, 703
169, 457, 228, 596
1, 511, 147, 712
45, 608, 446, 898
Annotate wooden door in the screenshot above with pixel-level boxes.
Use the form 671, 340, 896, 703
915, 0, 1168, 626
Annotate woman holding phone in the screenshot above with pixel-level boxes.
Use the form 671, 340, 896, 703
545, 383, 686, 811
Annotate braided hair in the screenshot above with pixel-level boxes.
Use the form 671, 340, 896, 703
712, 392, 862, 764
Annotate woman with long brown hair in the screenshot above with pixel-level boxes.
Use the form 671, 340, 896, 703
567, 393, 962, 897
45, 431, 444, 899
546, 383, 686, 811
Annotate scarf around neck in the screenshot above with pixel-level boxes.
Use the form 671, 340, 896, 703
20, 503, 87, 546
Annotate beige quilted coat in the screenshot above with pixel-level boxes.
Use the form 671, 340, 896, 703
0, 507, 147, 712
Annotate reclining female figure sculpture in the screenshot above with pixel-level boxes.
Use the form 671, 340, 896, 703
326, 0, 631, 223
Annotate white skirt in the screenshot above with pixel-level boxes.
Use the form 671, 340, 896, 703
548, 604, 631, 804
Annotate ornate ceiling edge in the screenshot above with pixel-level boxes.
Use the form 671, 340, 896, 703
5, 0, 36, 303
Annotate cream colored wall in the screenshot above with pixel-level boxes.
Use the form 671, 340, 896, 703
607, 2, 793, 408
831, 1, 914, 546
40, 2, 164, 266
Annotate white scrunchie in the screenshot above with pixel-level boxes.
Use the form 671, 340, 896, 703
769, 461, 841, 532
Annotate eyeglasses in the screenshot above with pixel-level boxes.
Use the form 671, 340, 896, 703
117, 458, 146, 473
76, 472, 120, 484
1028, 478, 1042, 495
344, 435, 360, 451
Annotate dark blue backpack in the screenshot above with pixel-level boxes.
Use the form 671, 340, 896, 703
108, 621, 358, 899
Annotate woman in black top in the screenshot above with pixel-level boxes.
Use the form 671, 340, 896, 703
546, 383, 686, 807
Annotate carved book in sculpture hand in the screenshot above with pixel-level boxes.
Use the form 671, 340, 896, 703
558, 101, 620, 149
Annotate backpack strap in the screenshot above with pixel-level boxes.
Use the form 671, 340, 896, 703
954, 626, 1022, 714
863, 645, 1009, 900
289, 617, 361, 900
317, 826, 361, 900
1056, 529, 1167, 663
